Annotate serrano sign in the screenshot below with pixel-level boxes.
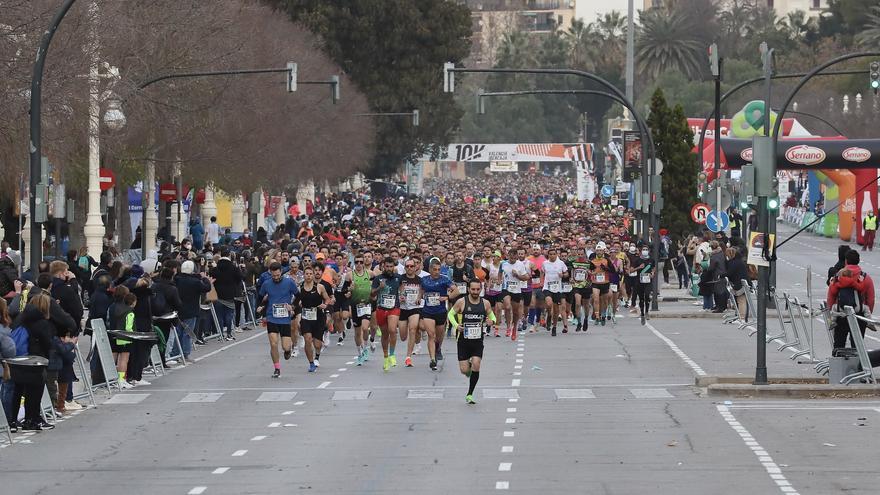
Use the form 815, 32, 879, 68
719, 138, 880, 169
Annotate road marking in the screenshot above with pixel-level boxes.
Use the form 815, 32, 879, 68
250, 436, 267, 441
282, 411, 295, 415
511, 379, 521, 387
483, 389, 520, 399
514, 365, 522, 369
256, 392, 298, 402
180, 393, 223, 403
330, 374, 340, 378
104, 393, 150, 404
268, 422, 281, 428
501, 446, 514, 453
345, 361, 355, 365
507, 408, 517, 413
513, 372, 522, 376
516, 353, 523, 357
503, 431, 515, 437
231, 450, 248, 457
193, 332, 263, 362
505, 418, 516, 424
408, 389, 444, 399
508, 398, 518, 403
212, 467, 229, 474
188, 487, 207, 495
498, 462, 512, 471
338, 368, 348, 371
317, 381, 332, 389
515, 359, 523, 363
294, 401, 306, 405
332, 390, 371, 400
646, 322, 707, 376
495, 481, 509, 490
554, 389, 596, 399
630, 388, 674, 399
717, 405, 799, 495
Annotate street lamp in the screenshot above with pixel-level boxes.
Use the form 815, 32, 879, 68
103, 97, 126, 131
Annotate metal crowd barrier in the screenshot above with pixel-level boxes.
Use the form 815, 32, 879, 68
0, 400, 12, 445
841, 306, 877, 385
90, 319, 122, 393
200, 301, 224, 342
235, 282, 258, 329
40, 384, 56, 423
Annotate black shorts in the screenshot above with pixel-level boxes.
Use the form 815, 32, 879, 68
520, 291, 533, 306
457, 337, 484, 361
593, 283, 610, 295
299, 318, 325, 338
564, 291, 575, 305
545, 291, 564, 305
400, 308, 421, 320
332, 296, 350, 313
349, 303, 372, 326
110, 340, 131, 353
503, 291, 523, 303
421, 312, 446, 327
266, 322, 292, 337
574, 286, 591, 298
485, 293, 503, 306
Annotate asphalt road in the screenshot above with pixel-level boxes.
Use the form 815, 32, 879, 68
5, 227, 880, 494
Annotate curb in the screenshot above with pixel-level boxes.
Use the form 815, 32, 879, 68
706, 383, 880, 398
649, 312, 723, 319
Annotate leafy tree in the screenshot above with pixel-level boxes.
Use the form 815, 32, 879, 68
856, 5, 880, 48
264, 0, 472, 177
636, 7, 703, 80
647, 89, 697, 242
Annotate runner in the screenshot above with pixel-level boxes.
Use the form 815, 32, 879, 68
332, 251, 351, 346
448, 279, 496, 404
526, 244, 546, 333
421, 258, 456, 370
541, 247, 569, 336
501, 249, 528, 340
571, 248, 591, 332
590, 241, 612, 326
633, 245, 656, 325
398, 259, 424, 367
372, 257, 402, 372
257, 262, 299, 378
484, 250, 505, 337
295, 266, 332, 373
347, 254, 373, 366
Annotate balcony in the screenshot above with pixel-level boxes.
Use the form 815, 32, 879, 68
462, 0, 566, 12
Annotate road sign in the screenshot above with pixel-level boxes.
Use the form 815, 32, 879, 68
98, 168, 116, 191
705, 186, 732, 210
159, 183, 178, 202
601, 184, 614, 198
691, 203, 710, 224
706, 210, 730, 233
610, 194, 619, 206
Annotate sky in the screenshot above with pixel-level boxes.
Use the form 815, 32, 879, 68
575, 0, 632, 22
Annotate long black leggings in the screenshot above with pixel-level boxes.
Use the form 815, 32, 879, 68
11, 380, 44, 424
637, 283, 651, 315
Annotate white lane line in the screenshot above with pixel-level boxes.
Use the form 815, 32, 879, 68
294, 401, 306, 405
508, 398, 518, 403
250, 435, 267, 441
511, 379, 521, 387
282, 411, 295, 415
338, 368, 348, 371
505, 418, 516, 424
515, 359, 523, 363
231, 450, 248, 457
501, 446, 514, 453
646, 322, 707, 376
193, 332, 263, 362
507, 408, 517, 413
495, 481, 509, 490
268, 422, 281, 428
345, 361, 355, 365
717, 405, 799, 495
188, 487, 207, 495
330, 374, 340, 378
504, 431, 515, 437
514, 365, 522, 369
513, 372, 522, 376
212, 467, 229, 474
498, 462, 512, 471
317, 381, 332, 389
515, 353, 523, 357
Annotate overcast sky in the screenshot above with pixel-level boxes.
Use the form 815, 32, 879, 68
575, 0, 633, 23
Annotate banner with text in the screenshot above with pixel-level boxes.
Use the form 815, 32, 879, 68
442, 143, 593, 163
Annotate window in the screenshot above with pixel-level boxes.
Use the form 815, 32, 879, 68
811, 0, 822, 9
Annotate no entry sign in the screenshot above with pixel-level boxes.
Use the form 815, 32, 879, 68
691, 203, 710, 224
159, 183, 178, 202
98, 168, 115, 191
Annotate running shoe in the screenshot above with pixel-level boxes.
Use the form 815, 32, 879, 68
494, 328, 500, 337
364, 346, 371, 361
356, 351, 364, 366
562, 327, 568, 334
370, 341, 377, 352
337, 333, 345, 346
376, 328, 382, 337
405, 356, 413, 367
465, 394, 476, 404
131, 379, 151, 386
600, 316, 606, 326
414, 342, 422, 355
284, 349, 292, 360
505, 328, 511, 338
292, 347, 300, 358
273, 368, 281, 379
8, 421, 18, 433
390, 355, 397, 367
551, 327, 557, 337
308, 362, 317, 372
383, 356, 391, 372
575, 322, 582, 332
436, 348, 444, 361
323, 332, 330, 348
314, 358, 320, 368
511, 327, 518, 341
119, 380, 134, 390
640, 313, 646, 326
429, 360, 438, 371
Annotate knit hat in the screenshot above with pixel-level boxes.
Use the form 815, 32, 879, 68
130, 264, 144, 278
181, 260, 195, 274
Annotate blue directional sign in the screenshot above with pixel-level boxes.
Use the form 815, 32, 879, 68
706, 210, 730, 233
601, 185, 615, 198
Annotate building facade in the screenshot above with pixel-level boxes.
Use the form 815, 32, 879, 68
463, 0, 577, 66
643, 0, 829, 16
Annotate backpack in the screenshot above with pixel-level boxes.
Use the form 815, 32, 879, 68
836, 272, 867, 314
11, 326, 29, 356
151, 286, 169, 316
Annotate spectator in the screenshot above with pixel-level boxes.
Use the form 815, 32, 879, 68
827, 245, 851, 286
190, 217, 205, 251
0, 255, 18, 300
210, 246, 243, 341
206, 216, 220, 245
725, 247, 750, 321
0, 299, 16, 426
709, 241, 728, 313
122, 264, 154, 386
151, 266, 183, 366
49, 261, 83, 335
9, 293, 54, 431
828, 249, 875, 349
175, 260, 211, 352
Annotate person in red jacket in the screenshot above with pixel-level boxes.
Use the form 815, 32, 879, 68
827, 249, 876, 349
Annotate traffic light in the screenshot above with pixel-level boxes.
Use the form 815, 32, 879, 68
767, 176, 780, 211
871, 61, 880, 94
697, 172, 707, 198
286, 62, 297, 92
708, 43, 720, 78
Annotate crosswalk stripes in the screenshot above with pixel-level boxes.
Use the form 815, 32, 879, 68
180, 393, 224, 403
256, 392, 298, 402
104, 393, 150, 404
629, 388, 674, 399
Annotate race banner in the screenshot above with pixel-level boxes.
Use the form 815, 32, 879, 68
719, 138, 880, 170
441, 143, 593, 163
489, 161, 518, 172
622, 132, 642, 182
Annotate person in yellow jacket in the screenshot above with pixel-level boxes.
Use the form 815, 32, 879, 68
109, 287, 138, 389
864, 211, 877, 251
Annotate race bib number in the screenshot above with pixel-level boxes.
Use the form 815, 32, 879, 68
531, 277, 541, 285
574, 270, 587, 282
507, 280, 521, 291
594, 274, 606, 284
426, 293, 441, 306
640, 274, 652, 284
456, 283, 467, 295
548, 281, 561, 292
404, 287, 420, 305
380, 294, 396, 309
490, 281, 503, 292
628, 271, 637, 278
561, 283, 573, 292
356, 303, 371, 317
610, 284, 618, 293
463, 322, 482, 340
272, 304, 289, 319
302, 307, 318, 321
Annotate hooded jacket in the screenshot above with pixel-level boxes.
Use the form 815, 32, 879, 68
827, 264, 875, 313
827, 245, 850, 286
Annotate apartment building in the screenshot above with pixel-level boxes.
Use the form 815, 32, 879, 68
643, 0, 829, 16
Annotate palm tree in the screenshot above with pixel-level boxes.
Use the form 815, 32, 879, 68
636, 7, 703, 80
564, 18, 599, 71
856, 6, 880, 48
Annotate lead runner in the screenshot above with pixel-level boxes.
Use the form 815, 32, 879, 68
448, 279, 497, 404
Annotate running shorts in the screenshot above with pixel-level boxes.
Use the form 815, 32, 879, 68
267, 321, 292, 337
457, 337, 484, 361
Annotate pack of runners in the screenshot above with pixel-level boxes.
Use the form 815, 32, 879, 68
248, 172, 656, 403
